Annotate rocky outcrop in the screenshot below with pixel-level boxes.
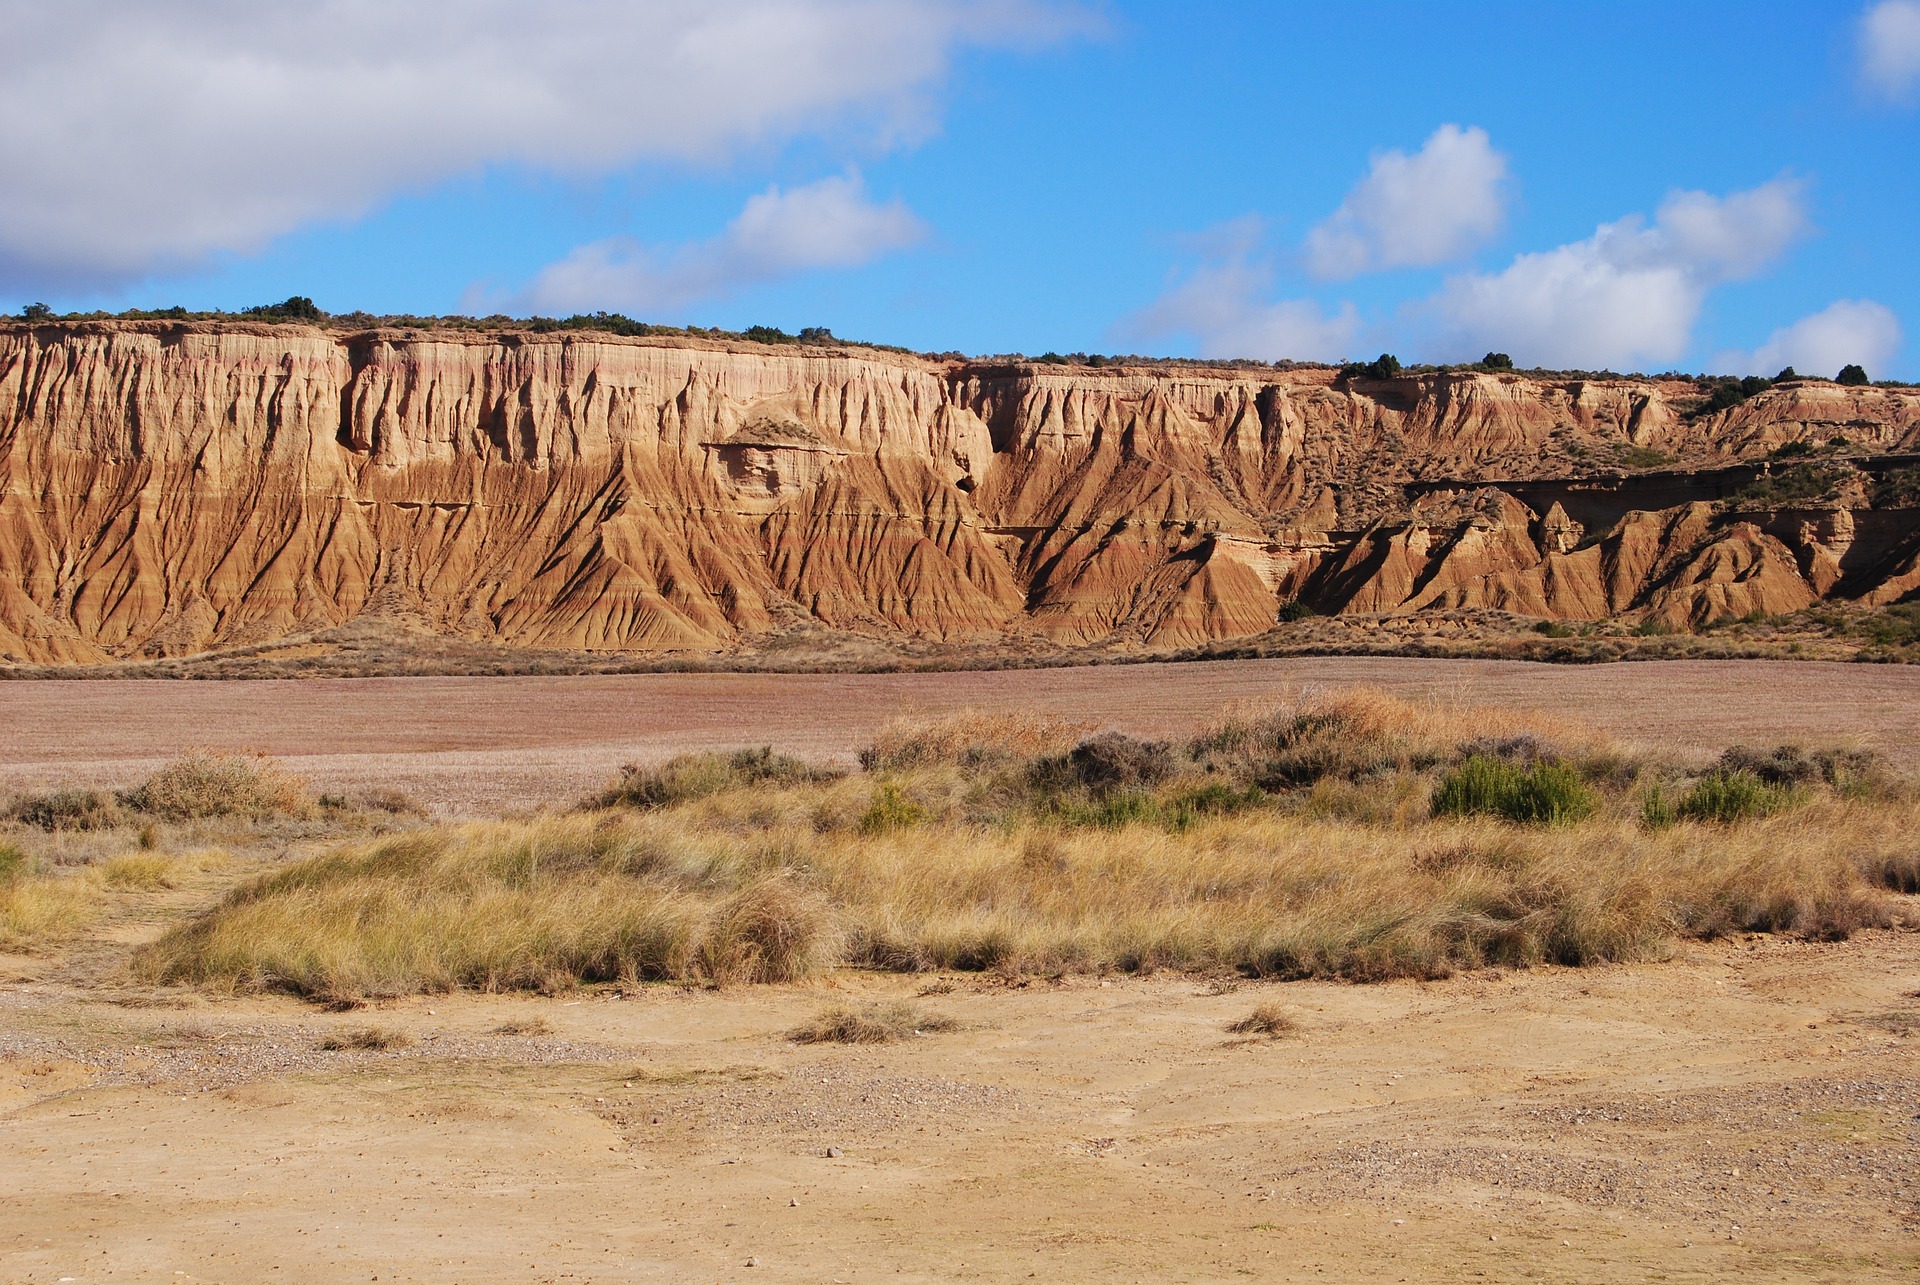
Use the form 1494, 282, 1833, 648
2, 320, 1918, 664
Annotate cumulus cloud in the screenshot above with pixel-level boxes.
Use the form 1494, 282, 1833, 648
1726, 299, 1904, 379
1861, 1, 1920, 99
1304, 124, 1509, 279
1426, 178, 1809, 370
503, 174, 926, 315
1121, 219, 1361, 361
0, 0, 1091, 292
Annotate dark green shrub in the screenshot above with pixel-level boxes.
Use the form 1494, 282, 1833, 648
21, 302, 52, 321
1481, 352, 1513, 370
1277, 599, 1316, 623
1836, 364, 1869, 387
1431, 755, 1596, 825
244, 296, 322, 322
1675, 771, 1790, 823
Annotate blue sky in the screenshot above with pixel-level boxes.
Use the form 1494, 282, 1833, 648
4, 1, 1918, 377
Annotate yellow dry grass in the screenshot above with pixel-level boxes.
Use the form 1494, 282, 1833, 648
859, 707, 1089, 772
0, 868, 104, 948
135, 795, 1912, 1000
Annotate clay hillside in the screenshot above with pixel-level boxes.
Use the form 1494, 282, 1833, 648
3, 319, 1919, 667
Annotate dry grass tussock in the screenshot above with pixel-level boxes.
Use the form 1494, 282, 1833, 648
859, 708, 1089, 773
1226, 1003, 1298, 1038
134, 688, 1918, 999
789, 1001, 958, 1044
6, 752, 312, 830
318, 1025, 411, 1051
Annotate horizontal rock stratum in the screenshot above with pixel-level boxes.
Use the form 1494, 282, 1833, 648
3, 320, 1919, 665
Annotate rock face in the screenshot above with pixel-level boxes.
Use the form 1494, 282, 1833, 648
3, 321, 1918, 664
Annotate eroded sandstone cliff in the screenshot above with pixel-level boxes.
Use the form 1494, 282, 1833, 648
3, 320, 1917, 664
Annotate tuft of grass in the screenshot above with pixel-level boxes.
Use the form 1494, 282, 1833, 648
1676, 771, 1793, 824
134, 818, 844, 1002
100, 853, 178, 890
491, 1016, 554, 1036
1225, 1003, 1298, 1038
0, 864, 104, 948
1431, 756, 1597, 825
789, 1001, 958, 1044
593, 747, 841, 809
121, 752, 308, 821
318, 1025, 411, 1051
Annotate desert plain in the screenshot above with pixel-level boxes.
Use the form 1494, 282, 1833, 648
1, 657, 1916, 1284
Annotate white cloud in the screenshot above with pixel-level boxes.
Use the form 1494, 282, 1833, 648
1303, 124, 1509, 279
504, 174, 926, 315
0, 0, 1091, 292
1861, 1, 1920, 99
1122, 220, 1361, 361
1426, 178, 1809, 369
1727, 299, 1903, 378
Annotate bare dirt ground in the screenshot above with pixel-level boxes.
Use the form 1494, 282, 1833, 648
2, 875, 1916, 1284
4, 657, 1918, 815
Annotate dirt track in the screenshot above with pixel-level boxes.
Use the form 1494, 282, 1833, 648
2, 657, 1918, 814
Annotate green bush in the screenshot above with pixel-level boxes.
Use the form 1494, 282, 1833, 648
859, 782, 928, 834
1836, 364, 1869, 387
1431, 755, 1596, 825
1640, 784, 1676, 830
1277, 599, 1316, 623
1675, 771, 1790, 824
0, 844, 27, 886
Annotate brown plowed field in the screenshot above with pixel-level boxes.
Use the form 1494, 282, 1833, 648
2, 657, 1916, 815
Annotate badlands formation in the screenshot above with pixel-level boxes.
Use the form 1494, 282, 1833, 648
2, 319, 1919, 666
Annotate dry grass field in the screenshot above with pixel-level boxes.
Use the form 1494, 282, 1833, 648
2, 678, 1916, 1283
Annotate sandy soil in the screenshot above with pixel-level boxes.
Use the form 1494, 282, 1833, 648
2, 885, 1915, 1284
4, 657, 1918, 815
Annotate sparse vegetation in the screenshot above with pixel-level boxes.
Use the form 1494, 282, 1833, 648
132, 689, 1916, 999
1729, 462, 1855, 507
